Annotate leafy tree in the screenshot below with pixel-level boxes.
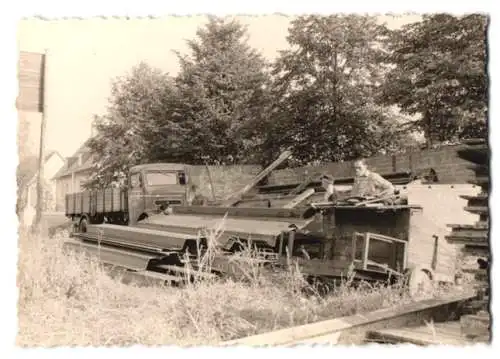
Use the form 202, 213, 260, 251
84, 17, 273, 188
16, 155, 38, 214
16, 155, 57, 213
266, 15, 408, 165
84, 62, 177, 189
379, 14, 488, 146
171, 16, 272, 165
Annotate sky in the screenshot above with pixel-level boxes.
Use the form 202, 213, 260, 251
17, 14, 422, 159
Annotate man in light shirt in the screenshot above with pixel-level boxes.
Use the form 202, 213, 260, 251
351, 158, 395, 198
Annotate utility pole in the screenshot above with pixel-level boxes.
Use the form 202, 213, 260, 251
31, 50, 48, 234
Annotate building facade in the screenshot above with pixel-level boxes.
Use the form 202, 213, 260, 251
52, 141, 95, 211
23, 151, 66, 212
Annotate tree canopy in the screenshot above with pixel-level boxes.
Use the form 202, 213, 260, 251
172, 16, 272, 165
265, 15, 416, 164
85, 62, 176, 188
379, 14, 488, 146
84, 14, 489, 189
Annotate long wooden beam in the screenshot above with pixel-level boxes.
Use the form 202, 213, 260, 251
219, 291, 475, 346
172, 205, 306, 219
220, 150, 292, 207
283, 188, 315, 209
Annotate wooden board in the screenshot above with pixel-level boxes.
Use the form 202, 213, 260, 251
368, 321, 471, 345
221, 150, 292, 207
460, 313, 490, 339
283, 188, 315, 208
173, 205, 306, 220
221, 292, 475, 346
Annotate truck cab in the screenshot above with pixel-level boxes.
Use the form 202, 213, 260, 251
127, 163, 195, 225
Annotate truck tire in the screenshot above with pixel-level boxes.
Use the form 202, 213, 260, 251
79, 217, 88, 233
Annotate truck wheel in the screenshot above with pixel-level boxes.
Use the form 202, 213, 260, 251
406, 266, 434, 298
79, 218, 88, 233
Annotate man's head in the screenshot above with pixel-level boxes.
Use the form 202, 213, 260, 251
320, 174, 334, 189
353, 158, 369, 177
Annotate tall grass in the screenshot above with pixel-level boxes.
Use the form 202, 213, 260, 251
17, 219, 469, 347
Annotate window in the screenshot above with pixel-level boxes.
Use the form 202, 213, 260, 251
145, 171, 178, 186
178, 172, 187, 185
130, 173, 142, 188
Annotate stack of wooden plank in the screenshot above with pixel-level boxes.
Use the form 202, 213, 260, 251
255, 171, 416, 196
444, 138, 490, 342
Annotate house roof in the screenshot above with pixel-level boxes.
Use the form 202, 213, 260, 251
45, 150, 65, 163
52, 139, 95, 180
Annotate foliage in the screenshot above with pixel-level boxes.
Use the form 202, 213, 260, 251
171, 16, 272, 165
379, 14, 488, 146
265, 15, 410, 165
17, 155, 39, 212
84, 62, 177, 189
17, 176, 55, 215
18, 221, 471, 346
82, 15, 488, 189
16, 155, 58, 213
84, 17, 272, 189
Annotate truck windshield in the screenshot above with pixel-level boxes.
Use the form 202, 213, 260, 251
145, 171, 179, 186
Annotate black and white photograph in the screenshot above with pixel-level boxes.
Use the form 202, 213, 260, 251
12, 6, 491, 348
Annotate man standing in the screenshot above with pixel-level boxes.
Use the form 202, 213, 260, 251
320, 174, 337, 202
351, 158, 395, 199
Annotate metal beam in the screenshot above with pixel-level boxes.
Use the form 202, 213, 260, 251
62, 238, 158, 271
172, 205, 305, 219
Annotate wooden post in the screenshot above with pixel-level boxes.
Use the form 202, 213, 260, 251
278, 232, 284, 256
286, 229, 296, 268
431, 235, 439, 271
204, 162, 217, 202
362, 233, 370, 270
31, 50, 47, 233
